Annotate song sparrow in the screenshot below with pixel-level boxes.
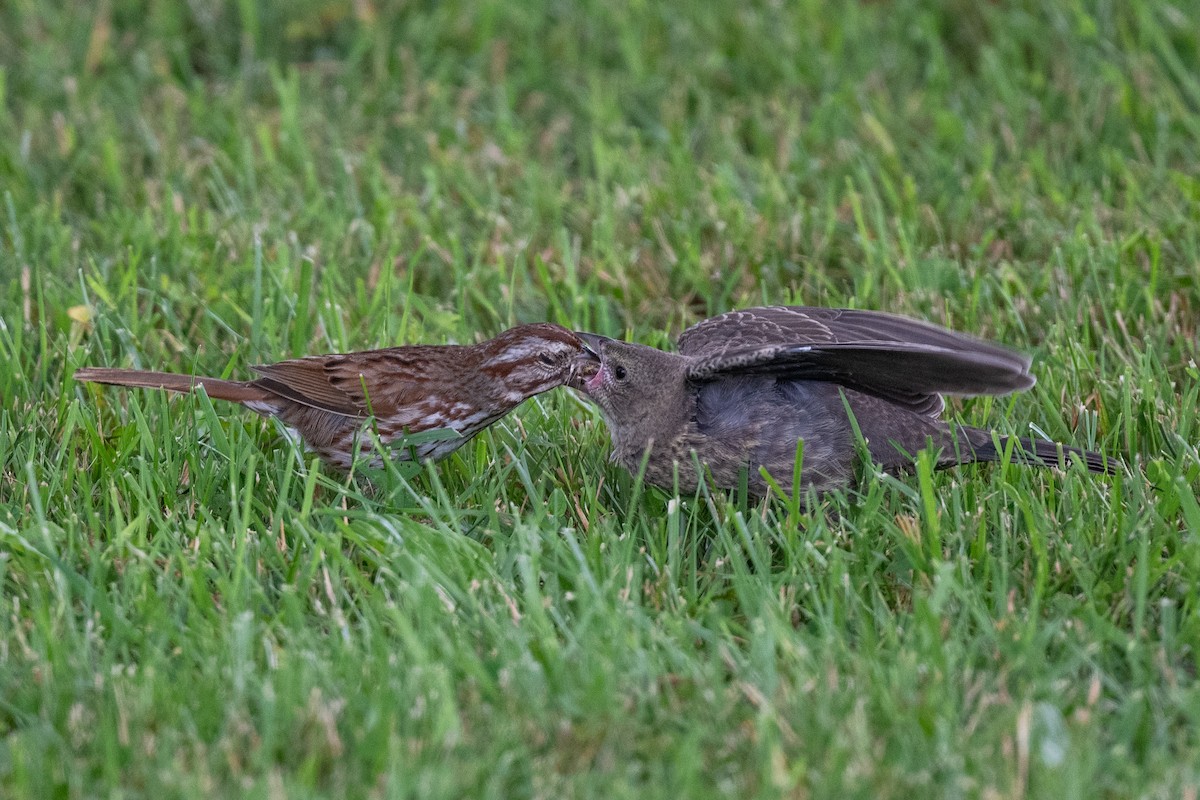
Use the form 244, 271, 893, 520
572, 306, 1113, 497
76, 323, 590, 469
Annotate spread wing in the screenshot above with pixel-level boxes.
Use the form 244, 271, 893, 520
250, 346, 460, 419
678, 306, 1034, 416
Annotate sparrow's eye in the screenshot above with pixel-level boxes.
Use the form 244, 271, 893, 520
612, 364, 628, 381
538, 353, 555, 366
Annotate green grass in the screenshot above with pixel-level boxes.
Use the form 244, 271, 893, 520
2, 0, 1199, 796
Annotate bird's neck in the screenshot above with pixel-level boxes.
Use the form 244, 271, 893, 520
611, 376, 695, 471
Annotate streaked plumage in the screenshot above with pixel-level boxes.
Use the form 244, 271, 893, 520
77, 323, 588, 468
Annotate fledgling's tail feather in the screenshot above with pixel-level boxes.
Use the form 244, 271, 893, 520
74, 368, 271, 405
968, 432, 1116, 474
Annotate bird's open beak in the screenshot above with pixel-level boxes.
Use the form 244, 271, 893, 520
570, 331, 607, 389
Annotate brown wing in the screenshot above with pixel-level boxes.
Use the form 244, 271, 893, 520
678, 306, 850, 355
250, 345, 464, 419
679, 306, 1034, 416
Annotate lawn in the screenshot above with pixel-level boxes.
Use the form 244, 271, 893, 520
2, 1, 1199, 797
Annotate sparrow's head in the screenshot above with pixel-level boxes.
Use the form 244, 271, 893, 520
480, 323, 596, 401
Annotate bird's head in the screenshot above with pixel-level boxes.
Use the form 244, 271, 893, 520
479, 323, 597, 400
571, 333, 688, 445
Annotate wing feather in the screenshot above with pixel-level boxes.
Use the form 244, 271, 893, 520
250, 358, 370, 418
250, 346, 456, 419
679, 307, 1034, 416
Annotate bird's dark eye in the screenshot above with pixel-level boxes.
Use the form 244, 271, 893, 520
613, 365, 628, 381
538, 353, 555, 366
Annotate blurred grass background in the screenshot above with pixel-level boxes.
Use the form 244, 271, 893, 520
1, 0, 1198, 797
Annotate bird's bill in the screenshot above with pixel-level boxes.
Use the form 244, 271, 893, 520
574, 332, 610, 358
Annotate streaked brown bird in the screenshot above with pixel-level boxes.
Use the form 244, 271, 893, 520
572, 306, 1113, 497
76, 323, 588, 469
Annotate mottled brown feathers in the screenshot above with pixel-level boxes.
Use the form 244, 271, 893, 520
76, 323, 590, 469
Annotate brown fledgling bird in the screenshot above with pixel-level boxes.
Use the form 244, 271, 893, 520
572, 306, 1113, 497
76, 323, 588, 469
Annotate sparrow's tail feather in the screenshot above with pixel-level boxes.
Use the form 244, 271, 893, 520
75, 368, 272, 406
